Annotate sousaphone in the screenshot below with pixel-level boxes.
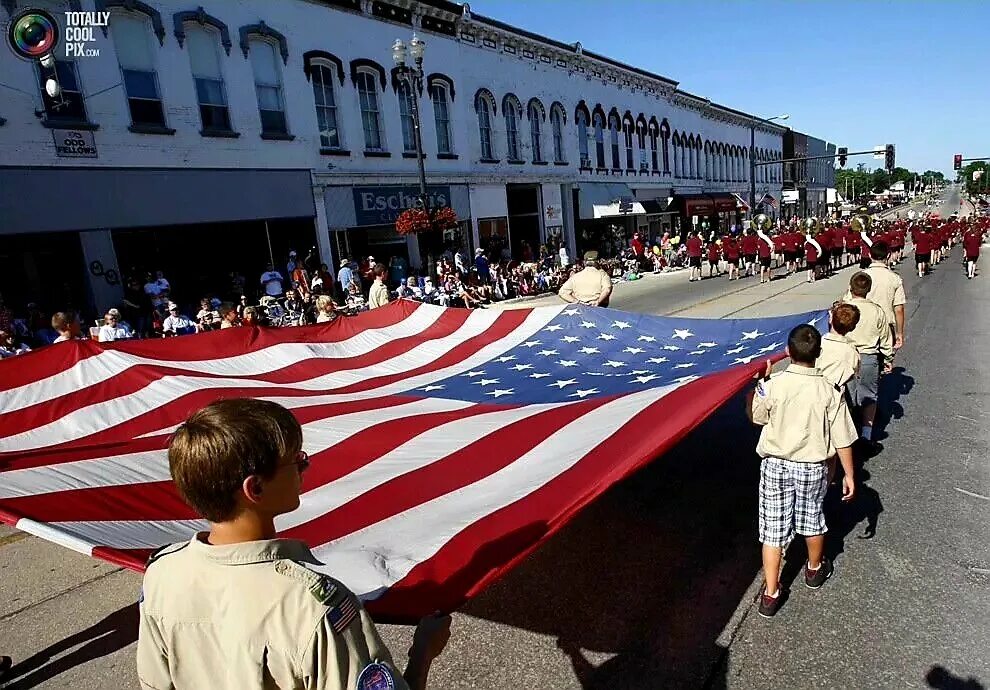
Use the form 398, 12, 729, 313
803, 217, 820, 234
850, 214, 871, 235
752, 213, 772, 232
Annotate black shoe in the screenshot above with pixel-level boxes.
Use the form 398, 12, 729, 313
757, 586, 784, 618
805, 557, 834, 589
0, 656, 12, 678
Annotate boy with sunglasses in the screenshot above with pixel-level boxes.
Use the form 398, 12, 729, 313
137, 398, 450, 690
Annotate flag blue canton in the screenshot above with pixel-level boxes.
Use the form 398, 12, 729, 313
415, 306, 828, 405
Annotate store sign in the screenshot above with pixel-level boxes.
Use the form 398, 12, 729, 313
353, 185, 451, 226
544, 203, 562, 223
51, 128, 97, 158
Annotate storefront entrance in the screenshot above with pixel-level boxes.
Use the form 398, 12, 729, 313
506, 184, 542, 262
0, 231, 88, 315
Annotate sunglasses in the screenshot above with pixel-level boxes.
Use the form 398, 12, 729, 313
280, 450, 310, 473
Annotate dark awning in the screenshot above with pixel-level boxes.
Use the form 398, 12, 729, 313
640, 198, 676, 215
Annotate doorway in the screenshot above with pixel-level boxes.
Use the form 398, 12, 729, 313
506, 184, 543, 262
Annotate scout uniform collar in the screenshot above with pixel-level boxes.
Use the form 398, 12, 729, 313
822, 332, 847, 343
783, 364, 822, 377
187, 533, 320, 566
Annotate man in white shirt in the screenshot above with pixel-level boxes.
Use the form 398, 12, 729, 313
260, 264, 285, 297
162, 303, 197, 336
98, 312, 134, 342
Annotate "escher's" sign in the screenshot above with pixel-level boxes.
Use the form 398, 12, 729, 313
352, 185, 451, 226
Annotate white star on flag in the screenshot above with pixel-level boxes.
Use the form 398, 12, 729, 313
529, 372, 550, 378
561, 336, 580, 343
598, 333, 617, 341
689, 350, 705, 355
725, 346, 746, 355
758, 342, 782, 353
741, 330, 764, 340
487, 389, 514, 398
420, 384, 445, 391
630, 369, 649, 375
580, 321, 597, 329
545, 325, 563, 332
557, 360, 578, 367
464, 370, 486, 377
638, 335, 657, 342
633, 374, 660, 384
612, 321, 631, 330
472, 378, 500, 386
672, 329, 694, 340
662, 345, 682, 351
623, 347, 645, 354
673, 363, 695, 369
603, 360, 626, 368
733, 355, 759, 364
521, 340, 541, 348
700, 342, 718, 348
647, 357, 669, 364
563, 308, 580, 315
579, 347, 600, 355
510, 364, 534, 371
569, 388, 599, 399
538, 349, 559, 357
549, 378, 578, 389
496, 355, 517, 362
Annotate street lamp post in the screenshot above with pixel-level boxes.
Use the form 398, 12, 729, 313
392, 34, 430, 269
749, 114, 788, 219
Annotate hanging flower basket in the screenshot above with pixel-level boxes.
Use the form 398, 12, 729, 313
396, 206, 459, 235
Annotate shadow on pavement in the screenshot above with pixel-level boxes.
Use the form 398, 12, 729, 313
3, 603, 138, 689
462, 395, 763, 689
875, 366, 915, 441
926, 665, 986, 690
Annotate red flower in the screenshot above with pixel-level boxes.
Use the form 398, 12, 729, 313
396, 206, 459, 235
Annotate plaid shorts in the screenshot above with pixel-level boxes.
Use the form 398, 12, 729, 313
758, 457, 829, 547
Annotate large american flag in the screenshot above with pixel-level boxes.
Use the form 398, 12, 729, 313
0, 301, 824, 622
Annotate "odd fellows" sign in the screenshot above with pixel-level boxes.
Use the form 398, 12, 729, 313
352, 185, 451, 226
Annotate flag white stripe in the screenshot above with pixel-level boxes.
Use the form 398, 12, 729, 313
276, 402, 562, 532
0, 305, 443, 414
308, 384, 679, 598
0, 307, 562, 453
0, 398, 475, 499
44, 518, 210, 550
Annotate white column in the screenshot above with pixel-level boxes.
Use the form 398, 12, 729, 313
79, 229, 124, 316
312, 182, 335, 279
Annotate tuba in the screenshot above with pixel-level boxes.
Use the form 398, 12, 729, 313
803, 217, 820, 234
752, 213, 772, 232
850, 214, 871, 235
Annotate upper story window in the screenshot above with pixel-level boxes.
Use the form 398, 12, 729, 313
186, 27, 231, 133
356, 70, 384, 151
623, 122, 634, 170
311, 63, 341, 149
430, 83, 452, 155
550, 104, 565, 163
649, 124, 659, 172
475, 90, 496, 160
504, 96, 521, 161
249, 39, 287, 136
38, 59, 87, 123
577, 111, 589, 167
593, 113, 605, 169
609, 115, 620, 170
397, 81, 416, 153
109, 13, 165, 129
528, 101, 543, 163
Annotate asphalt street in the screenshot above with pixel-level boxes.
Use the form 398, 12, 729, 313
1, 190, 985, 689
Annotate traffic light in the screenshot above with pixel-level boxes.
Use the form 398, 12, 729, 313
884, 144, 895, 172
954, 154, 963, 170
837, 147, 848, 168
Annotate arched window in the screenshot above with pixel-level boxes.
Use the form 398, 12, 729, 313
660, 119, 671, 175
475, 90, 496, 160
593, 112, 605, 169
729, 147, 737, 182
694, 139, 702, 180
623, 121, 634, 170
110, 12, 166, 129
672, 133, 680, 178
356, 69, 384, 151
608, 114, 620, 169
430, 81, 452, 155
310, 62, 341, 149
577, 110, 589, 167
636, 120, 647, 171
185, 26, 231, 132
248, 38, 287, 136
550, 104, 566, 163
503, 94, 522, 161
397, 81, 416, 153
687, 136, 696, 178
526, 98, 546, 163
648, 118, 659, 172
680, 136, 688, 179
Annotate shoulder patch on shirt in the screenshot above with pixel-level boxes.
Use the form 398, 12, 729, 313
755, 381, 767, 397
146, 541, 189, 567
356, 661, 396, 689
273, 560, 347, 608
326, 594, 360, 635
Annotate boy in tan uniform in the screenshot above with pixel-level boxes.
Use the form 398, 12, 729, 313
816, 302, 861, 392
747, 325, 858, 618
137, 399, 451, 690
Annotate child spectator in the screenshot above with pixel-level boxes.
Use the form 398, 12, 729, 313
746, 325, 857, 618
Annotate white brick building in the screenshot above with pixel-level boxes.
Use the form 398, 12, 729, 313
0, 0, 789, 314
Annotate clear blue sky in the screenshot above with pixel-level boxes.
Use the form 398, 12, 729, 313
472, 0, 988, 175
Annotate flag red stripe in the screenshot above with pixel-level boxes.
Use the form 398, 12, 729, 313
0, 302, 420, 393
0, 307, 469, 440
365, 362, 764, 622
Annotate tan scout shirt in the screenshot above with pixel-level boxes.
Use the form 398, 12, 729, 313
752, 365, 858, 462
368, 279, 390, 309
816, 332, 860, 390
137, 535, 407, 690
844, 263, 905, 326
844, 297, 894, 358
558, 266, 612, 306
